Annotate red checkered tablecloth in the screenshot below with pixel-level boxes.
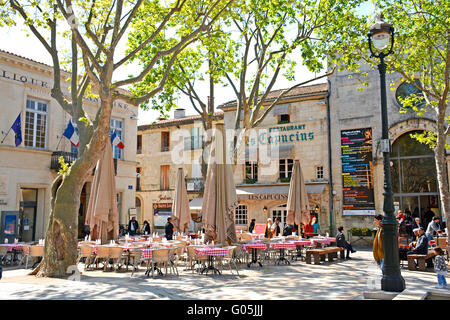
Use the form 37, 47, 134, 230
241, 243, 267, 251
194, 247, 228, 256
269, 243, 296, 250
0, 244, 24, 252
141, 248, 152, 260
290, 240, 312, 246
310, 237, 336, 245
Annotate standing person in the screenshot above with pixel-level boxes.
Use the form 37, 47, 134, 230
264, 218, 273, 239
373, 214, 384, 274
426, 216, 443, 241
128, 216, 139, 236
424, 207, 435, 227
272, 218, 281, 237
311, 217, 321, 235
336, 226, 356, 259
142, 220, 151, 235
165, 217, 175, 240
433, 247, 448, 289
249, 219, 256, 233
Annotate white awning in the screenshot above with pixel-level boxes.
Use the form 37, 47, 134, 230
272, 104, 290, 115
189, 197, 203, 211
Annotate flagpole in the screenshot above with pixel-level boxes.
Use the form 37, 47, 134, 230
56, 134, 64, 151
0, 126, 13, 144
1, 111, 21, 144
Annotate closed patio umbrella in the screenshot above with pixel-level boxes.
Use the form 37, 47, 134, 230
172, 167, 191, 233
85, 141, 119, 243
286, 159, 310, 226
202, 123, 238, 245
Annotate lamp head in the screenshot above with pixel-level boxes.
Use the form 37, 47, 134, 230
369, 14, 394, 53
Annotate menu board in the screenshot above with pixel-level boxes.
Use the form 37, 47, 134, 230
341, 128, 375, 215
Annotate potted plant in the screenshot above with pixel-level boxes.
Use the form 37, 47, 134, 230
350, 227, 362, 236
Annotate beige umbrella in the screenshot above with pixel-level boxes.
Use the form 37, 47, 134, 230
172, 167, 191, 233
286, 159, 310, 226
85, 141, 119, 243
202, 123, 238, 245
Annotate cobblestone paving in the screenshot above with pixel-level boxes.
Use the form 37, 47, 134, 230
0, 249, 442, 300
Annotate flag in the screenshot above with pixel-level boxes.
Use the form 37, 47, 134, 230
11, 113, 22, 147
63, 120, 79, 147
110, 131, 124, 149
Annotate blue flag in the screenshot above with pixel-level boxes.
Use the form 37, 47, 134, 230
11, 113, 22, 147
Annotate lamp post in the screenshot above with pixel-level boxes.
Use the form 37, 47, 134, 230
368, 14, 405, 292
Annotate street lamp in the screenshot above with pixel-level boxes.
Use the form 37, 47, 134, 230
368, 14, 406, 292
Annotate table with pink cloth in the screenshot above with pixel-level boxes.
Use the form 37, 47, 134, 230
310, 237, 336, 246
242, 243, 267, 268
0, 244, 24, 252
269, 242, 296, 265
194, 247, 228, 275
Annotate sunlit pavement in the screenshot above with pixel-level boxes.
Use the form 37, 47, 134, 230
0, 249, 442, 300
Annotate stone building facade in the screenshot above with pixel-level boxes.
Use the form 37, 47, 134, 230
136, 110, 224, 231
0, 50, 138, 242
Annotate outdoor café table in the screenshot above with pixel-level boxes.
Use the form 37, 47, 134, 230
194, 247, 228, 275
310, 237, 336, 248
241, 243, 267, 268
269, 242, 296, 265
289, 240, 312, 261
0, 243, 24, 265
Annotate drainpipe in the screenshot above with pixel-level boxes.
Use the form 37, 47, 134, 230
326, 79, 334, 236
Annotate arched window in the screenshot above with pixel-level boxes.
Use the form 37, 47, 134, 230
235, 205, 248, 226
391, 131, 439, 224
395, 80, 426, 110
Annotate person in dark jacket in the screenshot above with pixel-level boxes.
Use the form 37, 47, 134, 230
249, 219, 256, 233
142, 220, 151, 235
336, 226, 356, 259
165, 217, 175, 240
273, 218, 281, 236
128, 217, 139, 236
407, 227, 428, 255
283, 224, 294, 236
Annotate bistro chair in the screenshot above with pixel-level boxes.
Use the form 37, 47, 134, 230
93, 246, 111, 271
152, 237, 162, 242
77, 245, 96, 271
0, 246, 12, 266
19, 245, 30, 266
129, 249, 144, 277
27, 246, 44, 269
147, 248, 170, 278
109, 247, 127, 272
240, 233, 253, 241
219, 246, 239, 276
168, 246, 180, 276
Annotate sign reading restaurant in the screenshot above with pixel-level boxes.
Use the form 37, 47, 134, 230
341, 128, 376, 215
248, 123, 314, 146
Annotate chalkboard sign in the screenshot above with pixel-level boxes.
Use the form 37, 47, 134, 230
341, 128, 375, 215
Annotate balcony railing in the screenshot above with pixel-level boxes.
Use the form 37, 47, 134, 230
185, 178, 204, 192
50, 151, 78, 171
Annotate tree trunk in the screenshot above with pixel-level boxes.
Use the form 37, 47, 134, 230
434, 104, 450, 253
33, 174, 82, 277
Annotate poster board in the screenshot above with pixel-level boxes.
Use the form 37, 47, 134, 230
254, 224, 266, 234
341, 128, 376, 215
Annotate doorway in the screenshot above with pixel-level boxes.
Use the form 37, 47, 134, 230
19, 188, 38, 242
271, 204, 287, 231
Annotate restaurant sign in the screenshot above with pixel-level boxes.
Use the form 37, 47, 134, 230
248, 123, 314, 146
238, 194, 288, 201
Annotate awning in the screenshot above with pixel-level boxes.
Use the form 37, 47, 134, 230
272, 104, 289, 115
189, 197, 203, 211
244, 144, 294, 161
189, 184, 326, 207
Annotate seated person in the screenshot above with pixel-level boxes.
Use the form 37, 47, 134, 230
407, 227, 428, 255
336, 226, 356, 259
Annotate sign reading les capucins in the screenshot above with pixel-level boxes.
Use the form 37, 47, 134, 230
341, 128, 375, 215
248, 123, 314, 146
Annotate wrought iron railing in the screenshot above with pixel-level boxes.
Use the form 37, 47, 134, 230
185, 177, 204, 192
50, 151, 78, 171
